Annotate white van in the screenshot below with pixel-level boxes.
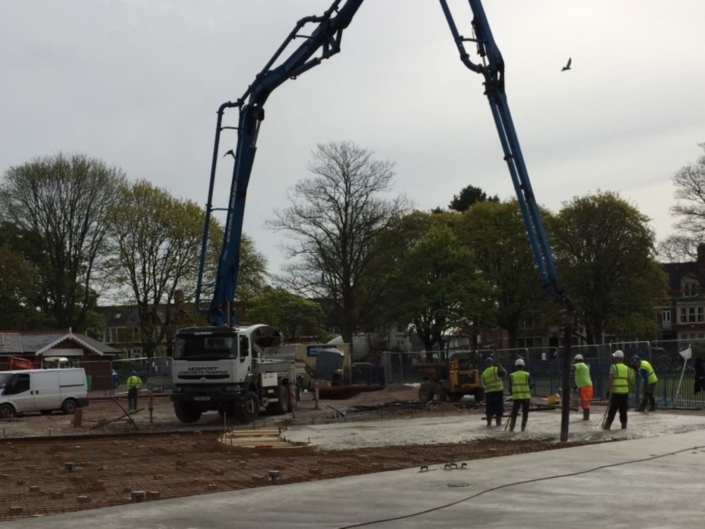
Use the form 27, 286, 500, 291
0, 368, 89, 418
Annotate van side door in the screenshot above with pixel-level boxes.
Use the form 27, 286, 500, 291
32, 371, 61, 411
3, 374, 33, 412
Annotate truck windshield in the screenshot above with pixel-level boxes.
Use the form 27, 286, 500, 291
174, 335, 237, 361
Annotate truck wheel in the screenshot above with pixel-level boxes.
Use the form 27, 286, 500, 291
61, 399, 77, 415
0, 403, 15, 419
174, 402, 202, 424
236, 391, 260, 424
418, 381, 435, 401
267, 384, 290, 415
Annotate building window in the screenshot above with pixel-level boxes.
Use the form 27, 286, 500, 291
679, 306, 705, 323
662, 309, 671, 323
682, 279, 699, 298
517, 337, 542, 348
519, 316, 539, 330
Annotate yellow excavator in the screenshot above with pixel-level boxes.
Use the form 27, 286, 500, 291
414, 356, 484, 403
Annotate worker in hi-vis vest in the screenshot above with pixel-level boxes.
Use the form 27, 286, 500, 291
508, 359, 533, 432
126, 370, 142, 411
603, 350, 629, 430
481, 357, 506, 427
572, 354, 593, 421
631, 355, 658, 412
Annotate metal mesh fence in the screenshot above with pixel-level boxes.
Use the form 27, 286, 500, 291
83, 357, 173, 396
382, 339, 704, 408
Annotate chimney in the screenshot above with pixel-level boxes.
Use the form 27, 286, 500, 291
698, 244, 705, 268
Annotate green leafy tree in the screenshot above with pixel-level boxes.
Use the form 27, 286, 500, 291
386, 214, 495, 358
551, 192, 668, 343
448, 184, 499, 213
0, 153, 126, 329
268, 141, 410, 346
457, 200, 555, 348
0, 245, 48, 330
247, 287, 327, 343
104, 181, 203, 356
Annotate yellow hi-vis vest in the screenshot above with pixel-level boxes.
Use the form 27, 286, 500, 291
640, 360, 658, 384
612, 364, 629, 394
481, 366, 503, 393
510, 371, 531, 400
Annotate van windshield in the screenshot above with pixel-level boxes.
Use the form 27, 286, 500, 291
0, 373, 12, 390
174, 335, 237, 361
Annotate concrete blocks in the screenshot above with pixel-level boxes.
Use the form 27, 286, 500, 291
146, 491, 161, 500
8, 506, 23, 516
131, 491, 146, 502
76, 495, 90, 504
29, 485, 40, 493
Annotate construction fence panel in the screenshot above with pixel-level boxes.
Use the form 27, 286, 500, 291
382, 339, 705, 408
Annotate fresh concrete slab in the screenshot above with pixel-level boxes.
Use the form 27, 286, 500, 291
6, 429, 705, 529
286, 406, 705, 449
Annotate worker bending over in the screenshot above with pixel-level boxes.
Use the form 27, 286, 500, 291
481, 357, 506, 427
631, 355, 658, 411
573, 354, 593, 420
603, 350, 629, 430
509, 359, 533, 432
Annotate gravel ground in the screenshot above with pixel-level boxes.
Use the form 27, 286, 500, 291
0, 432, 592, 523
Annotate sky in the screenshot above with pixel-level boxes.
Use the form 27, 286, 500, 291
2, 0, 705, 279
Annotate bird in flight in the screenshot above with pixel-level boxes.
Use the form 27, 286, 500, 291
223, 149, 235, 158
561, 58, 572, 72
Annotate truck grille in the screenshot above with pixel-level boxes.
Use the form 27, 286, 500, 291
178, 374, 230, 380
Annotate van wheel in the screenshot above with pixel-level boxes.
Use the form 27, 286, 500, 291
40, 410, 53, 416
236, 391, 260, 424
174, 402, 202, 424
0, 404, 15, 419
61, 399, 78, 415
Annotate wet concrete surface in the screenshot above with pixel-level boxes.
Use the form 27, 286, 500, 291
286, 405, 705, 449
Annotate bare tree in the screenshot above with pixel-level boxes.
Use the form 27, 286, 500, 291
0, 153, 126, 329
268, 141, 411, 344
660, 144, 705, 262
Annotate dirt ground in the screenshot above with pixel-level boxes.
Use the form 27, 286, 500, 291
0, 432, 592, 522
0, 388, 456, 439
2, 386, 703, 521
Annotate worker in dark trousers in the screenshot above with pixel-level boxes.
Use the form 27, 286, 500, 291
603, 350, 629, 430
126, 370, 142, 411
509, 359, 533, 432
630, 355, 658, 411
481, 357, 506, 427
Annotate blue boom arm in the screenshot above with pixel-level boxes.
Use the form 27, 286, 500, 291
438, 0, 571, 309
195, 0, 365, 326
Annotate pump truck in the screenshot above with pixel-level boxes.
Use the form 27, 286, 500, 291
172, 0, 575, 438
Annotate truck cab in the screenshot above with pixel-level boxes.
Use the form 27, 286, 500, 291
170, 324, 296, 424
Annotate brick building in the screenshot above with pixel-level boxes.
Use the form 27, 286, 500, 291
0, 331, 120, 391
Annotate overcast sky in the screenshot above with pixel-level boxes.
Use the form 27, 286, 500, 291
2, 0, 705, 280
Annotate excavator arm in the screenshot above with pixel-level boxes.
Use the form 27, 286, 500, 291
439, 0, 574, 441
439, 0, 569, 308
196, 0, 365, 327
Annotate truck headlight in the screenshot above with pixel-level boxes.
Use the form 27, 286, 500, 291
173, 386, 184, 393
224, 385, 240, 392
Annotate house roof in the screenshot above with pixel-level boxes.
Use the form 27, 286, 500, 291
663, 262, 705, 290
92, 305, 143, 327
0, 332, 120, 356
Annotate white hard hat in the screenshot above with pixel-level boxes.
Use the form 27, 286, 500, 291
573, 354, 584, 362
612, 350, 624, 358
515, 358, 525, 367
